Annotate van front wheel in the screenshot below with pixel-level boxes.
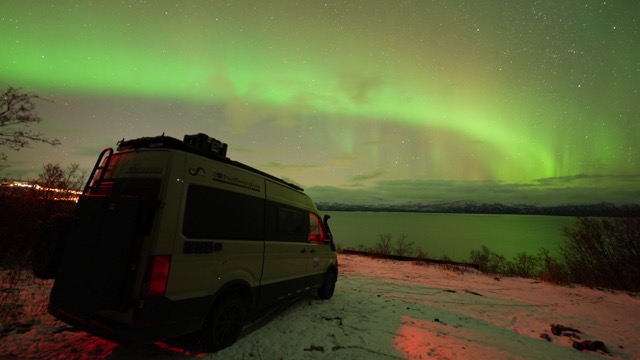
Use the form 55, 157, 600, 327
202, 293, 246, 352
317, 270, 337, 300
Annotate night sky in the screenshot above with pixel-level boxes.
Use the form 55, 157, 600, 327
2, 1, 639, 205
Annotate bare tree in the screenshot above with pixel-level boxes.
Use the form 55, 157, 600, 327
35, 163, 85, 220
1, 86, 61, 165
37, 163, 86, 193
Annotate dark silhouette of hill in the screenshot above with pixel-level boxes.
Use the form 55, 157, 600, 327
317, 201, 640, 217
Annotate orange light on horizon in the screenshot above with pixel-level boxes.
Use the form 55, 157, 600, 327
1, 180, 82, 202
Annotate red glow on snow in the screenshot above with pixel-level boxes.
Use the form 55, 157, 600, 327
30, 336, 119, 359
394, 315, 449, 359
26, 335, 207, 359
153, 341, 207, 358
393, 315, 518, 359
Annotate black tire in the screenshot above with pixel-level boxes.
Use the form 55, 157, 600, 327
202, 293, 247, 352
317, 270, 337, 300
32, 215, 73, 279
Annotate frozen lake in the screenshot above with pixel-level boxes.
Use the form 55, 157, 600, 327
322, 211, 578, 261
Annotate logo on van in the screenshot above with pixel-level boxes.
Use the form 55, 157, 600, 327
188, 167, 206, 176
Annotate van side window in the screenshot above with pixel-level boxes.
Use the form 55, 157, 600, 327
276, 207, 306, 242
309, 213, 325, 244
182, 185, 264, 240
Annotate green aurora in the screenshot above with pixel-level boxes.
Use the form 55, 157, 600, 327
1, 1, 639, 205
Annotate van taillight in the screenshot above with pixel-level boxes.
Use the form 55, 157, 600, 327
142, 255, 171, 299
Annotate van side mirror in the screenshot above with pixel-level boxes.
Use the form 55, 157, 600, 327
323, 214, 335, 250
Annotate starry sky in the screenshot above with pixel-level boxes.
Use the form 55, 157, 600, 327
1, 1, 639, 206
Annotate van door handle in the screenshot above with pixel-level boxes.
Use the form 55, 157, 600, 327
300, 249, 306, 254
310, 249, 315, 254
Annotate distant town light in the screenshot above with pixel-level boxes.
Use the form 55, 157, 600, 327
1, 180, 81, 202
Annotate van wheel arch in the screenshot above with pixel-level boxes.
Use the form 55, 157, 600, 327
317, 268, 337, 300
201, 291, 248, 352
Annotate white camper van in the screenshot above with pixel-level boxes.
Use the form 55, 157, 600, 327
33, 133, 338, 351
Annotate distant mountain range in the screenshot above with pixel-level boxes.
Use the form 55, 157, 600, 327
316, 200, 640, 217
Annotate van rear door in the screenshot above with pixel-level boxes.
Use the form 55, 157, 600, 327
50, 175, 160, 314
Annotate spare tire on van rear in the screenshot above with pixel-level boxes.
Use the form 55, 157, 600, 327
32, 214, 73, 279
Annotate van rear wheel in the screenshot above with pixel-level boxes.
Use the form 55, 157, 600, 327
202, 293, 246, 352
317, 270, 337, 300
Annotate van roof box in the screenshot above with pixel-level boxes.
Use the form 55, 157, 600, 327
118, 133, 228, 160
183, 133, 228, 158
117, 133, 304, 192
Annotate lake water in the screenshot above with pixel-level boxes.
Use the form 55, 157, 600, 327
322, 211, 578, 261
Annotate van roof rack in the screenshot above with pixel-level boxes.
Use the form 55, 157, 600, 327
117, 133, 304, 192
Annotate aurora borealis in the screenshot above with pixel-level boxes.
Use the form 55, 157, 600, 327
1, 1, 639, 205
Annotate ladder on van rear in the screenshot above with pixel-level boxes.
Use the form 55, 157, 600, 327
83, 147, 113, 195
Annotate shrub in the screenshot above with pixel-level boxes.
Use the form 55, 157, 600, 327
467, 214, 640, 292
439, 254, 452, 262
415, 246, 428, 260
356, 244, 368, 252
562, 215, 640, 292
370, 233, 416, 257
505, 252, 540, 278
538, 248, 569, 284
468, 246, 564, 279
373, 233, 394, 256
0, 186, 46, 268
0, 184, 75, 269
468, 245, 507, 274
394, 234, 414, 257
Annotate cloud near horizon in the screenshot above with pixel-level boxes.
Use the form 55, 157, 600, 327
307, 173, 640, 206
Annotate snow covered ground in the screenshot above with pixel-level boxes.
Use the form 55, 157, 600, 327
2, 253, 639, 359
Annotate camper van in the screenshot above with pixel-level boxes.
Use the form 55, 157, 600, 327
33, 133, 338, 351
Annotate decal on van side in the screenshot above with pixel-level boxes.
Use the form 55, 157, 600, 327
212, 171, 261, 191
125, 164, 163, 174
